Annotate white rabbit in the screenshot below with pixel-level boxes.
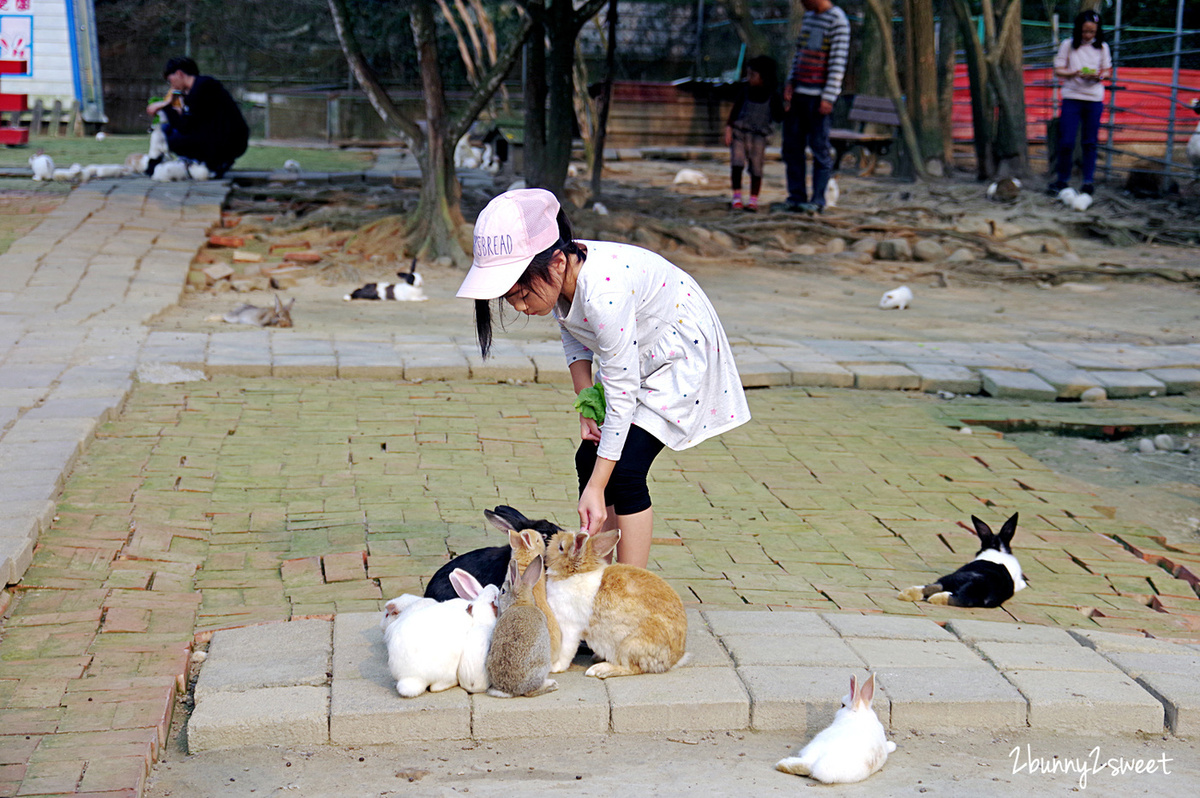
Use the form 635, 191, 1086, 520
148, 124, 169, 160
380, 593, 434, 632
453, 134, 480, 169
187, 161, 212, 181
457, 582, 500, 694
124, 152, 149, 174
82, 164, 128, 182
151, 160, 189, 182
673, 168, 708, 186
878, 285, 913, 310
283, 158, 301, 173
824, 177, 840, 208
1072, 192, 1093, 212
1057, 187, 1079, 205
52, 163, 83, 182
29, 152, 54, 181
776, 672, 896, 783
385, 568, 496, 697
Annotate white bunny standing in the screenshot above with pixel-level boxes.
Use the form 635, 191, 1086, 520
29, 152, 54, 181
383, 568, 498, 697
824, 176, 840, 208
148, 124, 170, 160
878, 285, 912, 310
776, 672, 896, 783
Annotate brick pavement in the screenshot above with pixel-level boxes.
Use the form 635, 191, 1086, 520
1, 179, 1199, 796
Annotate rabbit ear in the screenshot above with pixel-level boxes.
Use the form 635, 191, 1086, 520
571, 531, 589, 556
449, 568, 483, 601
522, 555, 544, 587
970, 515, 993, 539
507, 529, 523, 549
998, 512, 1019, 543
590, 529, 620, 560
849, 673, 858, 705
485, 509, 517, 532
857, 672, 876, 709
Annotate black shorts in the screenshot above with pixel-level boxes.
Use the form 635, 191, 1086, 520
575, 424, 665, 515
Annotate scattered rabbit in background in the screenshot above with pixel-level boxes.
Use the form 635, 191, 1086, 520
897, 513, 1025, 608
29, 151, 55, 181
221, 295, 295, 328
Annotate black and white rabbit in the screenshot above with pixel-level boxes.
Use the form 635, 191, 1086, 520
898, 513, 1025, 608
423, 506, 564, 601
344, 259, 426, 301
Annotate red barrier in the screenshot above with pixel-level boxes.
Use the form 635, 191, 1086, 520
951, 66, 1200, 143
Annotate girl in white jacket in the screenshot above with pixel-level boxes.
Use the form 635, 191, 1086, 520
458, 189, 751, 567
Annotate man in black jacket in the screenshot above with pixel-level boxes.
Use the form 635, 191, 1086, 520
145, 57, 249, 177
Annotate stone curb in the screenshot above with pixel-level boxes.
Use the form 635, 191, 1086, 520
185, 610, 1198, 751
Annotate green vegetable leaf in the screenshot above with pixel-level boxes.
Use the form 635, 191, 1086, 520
574, 383, 606, 424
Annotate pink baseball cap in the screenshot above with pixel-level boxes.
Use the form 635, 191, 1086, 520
456, 188, 562, 300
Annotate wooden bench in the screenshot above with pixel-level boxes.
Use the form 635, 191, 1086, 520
829, 95, 900, 176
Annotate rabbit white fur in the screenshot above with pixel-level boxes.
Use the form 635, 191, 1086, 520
152, 160, 189, 182
776, 672, 896, 783
1072, 193, 1093, 212
29, 152, 54, 181
380, 593, 434, 631
187, 162, 212, 181
384, 568, 498, 697
673, 168, 708, 186
878, 285, 912, 310
824, 177, 840, 208
52, 163, 83, 182
148, 124, 170, 160
457, 583, 500, 693
82, 164, 129, 182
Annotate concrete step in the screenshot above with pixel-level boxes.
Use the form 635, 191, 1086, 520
185, 608, 1200, 752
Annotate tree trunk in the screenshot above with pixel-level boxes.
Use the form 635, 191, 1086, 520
909, 0, 943, 175
949, 0, 995, 178
937, 0, 958, 166
988, 0, 1028, 175
590, 0, 619, 199
524, 0, 608, 197
862, 0, 929, 180
329, 0, 530, 266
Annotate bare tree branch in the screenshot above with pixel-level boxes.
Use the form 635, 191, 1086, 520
326, 0, 422, 144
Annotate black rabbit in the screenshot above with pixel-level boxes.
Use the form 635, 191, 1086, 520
897, 513, 1026, 608
423, 506, 565, 601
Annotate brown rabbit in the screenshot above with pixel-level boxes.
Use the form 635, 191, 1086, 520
507, 528, 562, 664
222, 294, 294, 327
485, 555, 558, 698
545, 529, 687, 678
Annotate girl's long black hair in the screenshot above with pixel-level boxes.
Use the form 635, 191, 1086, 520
1071, 10, 1104, 50
473, 207, 585, 359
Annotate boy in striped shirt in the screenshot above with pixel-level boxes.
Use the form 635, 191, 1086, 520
780, 0, 850, 213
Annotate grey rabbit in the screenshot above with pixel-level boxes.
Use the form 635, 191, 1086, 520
485, 555, 558, 698
222, 294, 294, 327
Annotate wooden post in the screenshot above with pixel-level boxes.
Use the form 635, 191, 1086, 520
69, 100, 83, 136
30, 98, 44, 135
50, 100, 63, 136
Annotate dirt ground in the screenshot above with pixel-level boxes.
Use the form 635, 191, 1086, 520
144, 725, 1200, 797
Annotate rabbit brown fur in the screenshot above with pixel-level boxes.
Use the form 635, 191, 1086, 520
486, 555, 558, 698
545, 529, 687, 679
222, 294, 294, 328
507, 529, 562, 664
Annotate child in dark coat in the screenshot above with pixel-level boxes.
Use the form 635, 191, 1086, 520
724, 55, 784, 212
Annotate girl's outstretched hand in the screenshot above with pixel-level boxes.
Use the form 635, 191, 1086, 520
578, 485, 607, 534
580, 416, 601, 443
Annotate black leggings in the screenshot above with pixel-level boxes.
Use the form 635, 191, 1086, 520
575, 425, 665, 515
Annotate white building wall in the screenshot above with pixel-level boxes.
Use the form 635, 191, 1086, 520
0, 1, 81, 109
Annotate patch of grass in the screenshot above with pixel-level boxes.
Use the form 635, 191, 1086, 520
0, 134, 375, 173
0, 180, 69, 256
